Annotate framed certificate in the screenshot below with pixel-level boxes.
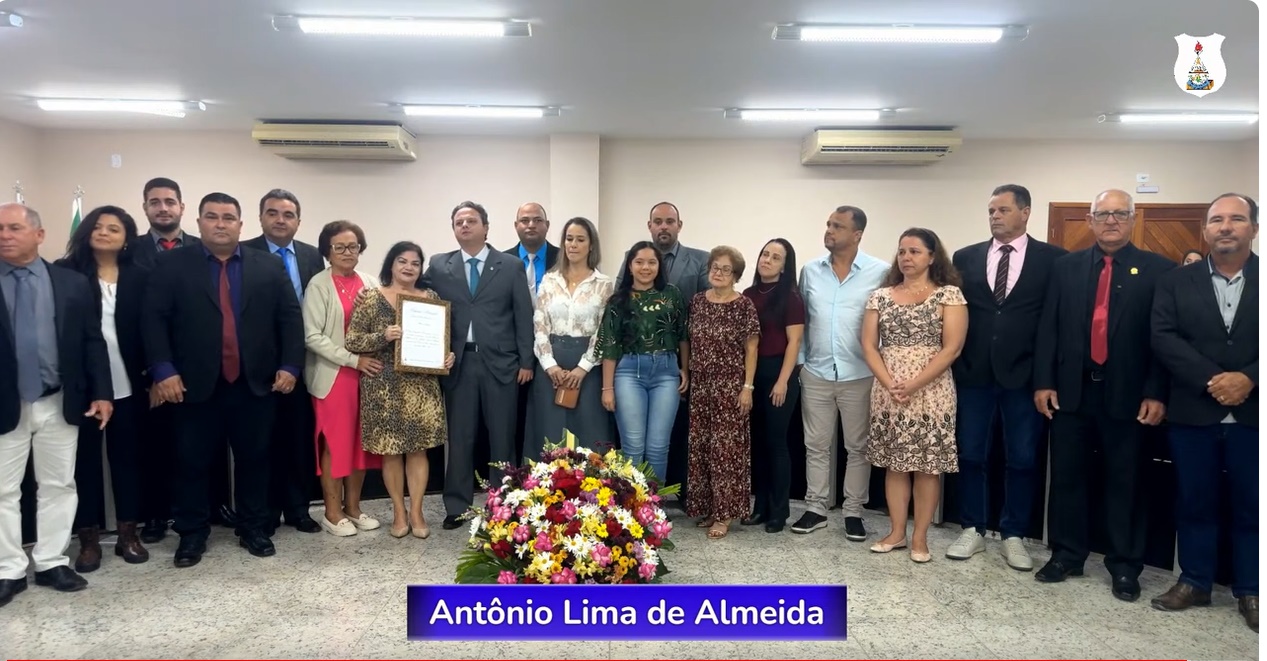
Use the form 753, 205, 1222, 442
394, 293, 451, 375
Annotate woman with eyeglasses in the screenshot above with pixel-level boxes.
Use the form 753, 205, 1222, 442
684, 246, 760, 540
301, 221, 383, 537
55, 205, 151, 570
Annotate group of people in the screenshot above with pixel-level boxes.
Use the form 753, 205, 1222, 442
0, 179, 1256, 634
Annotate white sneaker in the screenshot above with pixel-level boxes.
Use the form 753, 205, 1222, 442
348, 513, 381, 531
320, 516, 357, 537
945, 528, 986, 560
1001, 537, 1033, 571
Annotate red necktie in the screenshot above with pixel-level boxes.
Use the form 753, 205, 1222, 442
158, 238, 178, 251
1090, 255, 1112, 365
218, 258, 240, 383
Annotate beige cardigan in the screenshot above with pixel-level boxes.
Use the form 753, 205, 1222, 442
303, 267, 379, 398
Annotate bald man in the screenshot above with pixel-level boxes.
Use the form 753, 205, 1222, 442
504, 202, 559, 297
1032, 189, 1175, 601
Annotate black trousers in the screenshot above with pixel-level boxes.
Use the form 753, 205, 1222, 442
1047, 379, 1146, 578
749, 359, 801, 523
173, 378, 275, 540
140, 396, 234, 524
268, 382, 317, 523
74, 394, 144, 528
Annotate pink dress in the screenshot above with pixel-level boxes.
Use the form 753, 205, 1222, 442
312, 273, 382, 478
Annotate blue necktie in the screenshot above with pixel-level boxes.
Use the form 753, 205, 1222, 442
468, 257, 481, 296
277, 247, 302, 300
12, 268, 43, 402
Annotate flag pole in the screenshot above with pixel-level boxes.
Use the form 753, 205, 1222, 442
71, 185, 84, 232
12, 180, 22, 205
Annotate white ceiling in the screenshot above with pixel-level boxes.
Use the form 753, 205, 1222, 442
0, 0, 1258, 140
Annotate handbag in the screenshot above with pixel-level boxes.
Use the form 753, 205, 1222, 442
554, 386, 579, 409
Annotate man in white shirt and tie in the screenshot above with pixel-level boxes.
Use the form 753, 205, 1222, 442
504, 202, 559, 297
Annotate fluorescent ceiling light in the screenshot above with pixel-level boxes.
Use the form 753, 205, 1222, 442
1100, 112, 1258, 124
36, 99, 205, 118
401, 105, 558, 119
773, 24, 1027, 44
272, 15, 530, 37
0, 11, 22, 28
725, 108, 895, 122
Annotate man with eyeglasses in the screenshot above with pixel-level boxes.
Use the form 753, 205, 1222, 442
1032, 189, 1174, 601
243, 189, 325, 536
504, 203, 558, 298
1150, 193, 1259, 631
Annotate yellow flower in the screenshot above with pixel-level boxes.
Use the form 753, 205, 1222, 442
597, 487, 614, 507
628, 522, 644, 539
532, 486, 549, 499
580, 477, 601, 492
625, 542, 634, 553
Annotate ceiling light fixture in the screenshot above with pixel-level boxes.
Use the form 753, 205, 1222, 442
1099, 112, 1258, 124
36, 99, 206, 118
0, 11, 23, 28
773, 23, 1027, 43
724, 108, 896, 122
400, 104, 558, 119
272, 15, 531, 37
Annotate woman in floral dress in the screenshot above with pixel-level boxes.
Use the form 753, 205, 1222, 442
861, 228, 968, 563
687, 246, 760, 540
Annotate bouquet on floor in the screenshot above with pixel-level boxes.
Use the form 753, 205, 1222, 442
456, 430, 679, 584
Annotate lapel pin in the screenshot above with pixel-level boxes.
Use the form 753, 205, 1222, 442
1129, 267, 1139, 275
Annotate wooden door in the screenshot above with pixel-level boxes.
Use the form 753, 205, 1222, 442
1047, 203, 1207, 261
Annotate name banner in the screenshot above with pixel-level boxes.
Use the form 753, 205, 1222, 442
408, 585, 848, 641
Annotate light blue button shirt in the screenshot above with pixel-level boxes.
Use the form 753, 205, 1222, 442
799, 251, 889, 382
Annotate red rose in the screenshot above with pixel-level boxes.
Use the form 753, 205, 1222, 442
564, 520, 583, 537
645, 534, 660, 547
491, 540, 512, 558
605, 519, 622, 538
554, 473, 581, 498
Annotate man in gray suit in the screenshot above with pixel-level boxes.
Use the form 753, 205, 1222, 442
426, 201, 535, 529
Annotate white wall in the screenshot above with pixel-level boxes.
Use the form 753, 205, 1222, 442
9, 125, 1260, 278
0, 118, 40, 212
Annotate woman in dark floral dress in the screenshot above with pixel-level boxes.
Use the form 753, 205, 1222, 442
861, 228, 967, 563
687, 246, 760, 540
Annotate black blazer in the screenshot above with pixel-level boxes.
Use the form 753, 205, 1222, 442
142, 244, 305, 403
1151, 255, 1258, 427
126, 231, 201, 269
51, 258, 151, 394
504, 242, 561, 275
952, 236, 1067, 390
0, 260, 113, 434
1034, 243, 1175, 420
242, 235, 326, 292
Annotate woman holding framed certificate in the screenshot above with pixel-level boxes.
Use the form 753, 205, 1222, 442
346, 241, 454, 539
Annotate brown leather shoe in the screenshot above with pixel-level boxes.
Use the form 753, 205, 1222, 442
74, 527, 101, 573
1239, 596, 1258, 632
114, 522, 150, 564
1150, 582, 1212, 611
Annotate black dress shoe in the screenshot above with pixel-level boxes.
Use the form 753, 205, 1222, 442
140, 519, 168, 544
1035, 559, 1084, 583
0, 578, 27, 607
765, 521, 785, 534
441, 515, 463, 530
288, 515, 321, 534
239, 534, 276, 558
33, 566, 88, 592
174, 537, 207, 568
741, 512, 767, 526
1112, 575, 1141, 602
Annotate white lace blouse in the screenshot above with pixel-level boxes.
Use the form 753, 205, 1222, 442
532, 270, 614, 372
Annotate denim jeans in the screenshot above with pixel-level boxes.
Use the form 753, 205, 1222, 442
955, 384, 1044, 539
613, 353, 681, 482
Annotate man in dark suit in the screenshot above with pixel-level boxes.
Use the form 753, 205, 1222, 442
0, 203, 113, 606
127, 177, 202, 268
1150, 192, 1259, 631
242, 189, 324, 534
1033, 189, 1173, 601
426, 201, 535, 529
948, 184, 1066, 571
143, 192, 305, 567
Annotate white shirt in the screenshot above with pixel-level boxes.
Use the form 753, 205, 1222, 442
986, 233, 1029, 298
533, 270, 614, 372
99, 279, 132, 399
462, 244, 491, 342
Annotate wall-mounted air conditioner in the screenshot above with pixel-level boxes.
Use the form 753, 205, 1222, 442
801, 129, 962, 165
251, 122, 418, 161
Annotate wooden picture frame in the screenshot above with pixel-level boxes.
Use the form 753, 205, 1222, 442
393, 293, 451, 376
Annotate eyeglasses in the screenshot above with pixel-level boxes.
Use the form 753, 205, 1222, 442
1090, 210, 1132, 224
331, 244, 361, 255
709, 265, 734, 275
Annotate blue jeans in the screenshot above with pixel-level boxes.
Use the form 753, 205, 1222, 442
955, 384, 1043, 539
613, 353, 681, 482
1170, 423, 1258, 597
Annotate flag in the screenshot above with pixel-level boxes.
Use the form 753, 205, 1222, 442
71, 195, 82, 233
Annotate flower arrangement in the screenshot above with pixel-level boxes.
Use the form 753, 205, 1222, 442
456, 431, 679, 585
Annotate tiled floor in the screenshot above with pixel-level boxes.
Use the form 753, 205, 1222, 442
2, 499, 1258, 660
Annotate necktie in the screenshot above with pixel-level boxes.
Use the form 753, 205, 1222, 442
468, 257, 481, 297
525, 253, 536, 294
662, 252, 675, 280
277, 247, 302, 300
218, 258, 241, 383
158, 238, 178, 251
993, 244, 1013, 305
1090, 255, 1112, 365
12, 268, 43, 402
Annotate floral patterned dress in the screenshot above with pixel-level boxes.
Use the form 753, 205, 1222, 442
864, 285, 966, 475
685, 293, 761, 521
